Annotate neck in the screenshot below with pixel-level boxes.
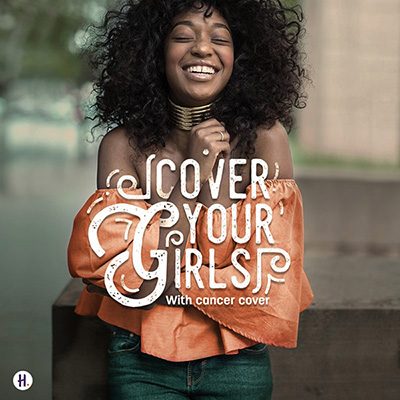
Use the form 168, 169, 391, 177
168, 97, 214, 131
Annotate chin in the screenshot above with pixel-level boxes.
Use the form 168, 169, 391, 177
185, 92, 220, 106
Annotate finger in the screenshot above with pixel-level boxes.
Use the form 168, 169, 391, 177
85, 284, 97, 293
194, 124, 226, 135
195, 118, 221, 127
194, 126, 228, 143
212, 141, 231, 158
86, 284, 109, 296
192, 119, 225, 133
89, 287, 109, 296
211, 131, 230, 143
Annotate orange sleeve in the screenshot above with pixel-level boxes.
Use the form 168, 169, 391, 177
179, 179, 314, 348
67, 188, 161, 296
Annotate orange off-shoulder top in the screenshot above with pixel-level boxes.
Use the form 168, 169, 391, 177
67, 179, 314, 362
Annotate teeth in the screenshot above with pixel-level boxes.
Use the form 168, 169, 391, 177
185, 65, 216, 74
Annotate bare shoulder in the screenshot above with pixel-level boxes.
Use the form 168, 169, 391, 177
252, 122, 294, 179
97, 126, 140, 189
98, 125, 137, 159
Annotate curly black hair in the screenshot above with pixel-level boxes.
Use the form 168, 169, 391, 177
86, 0, 308, 157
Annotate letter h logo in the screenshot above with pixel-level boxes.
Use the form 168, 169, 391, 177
18, 373, 27, 388
13, 370, 33, 391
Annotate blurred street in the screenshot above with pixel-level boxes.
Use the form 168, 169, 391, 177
0, 147, 97, 398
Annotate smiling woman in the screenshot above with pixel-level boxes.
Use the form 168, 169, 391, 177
69, 1, 313, 399
87, 0, 307, 157
164, 6, 234, 105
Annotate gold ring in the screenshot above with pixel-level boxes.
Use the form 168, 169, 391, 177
219, 131, 224, 141
202, 149, 210, 156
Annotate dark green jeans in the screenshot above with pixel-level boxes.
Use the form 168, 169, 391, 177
108, 326, 273, 399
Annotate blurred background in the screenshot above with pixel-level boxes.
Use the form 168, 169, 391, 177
1, 0, 399, 399
0, 1, 114, 398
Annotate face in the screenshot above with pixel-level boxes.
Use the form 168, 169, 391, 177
164, 4, 234, 107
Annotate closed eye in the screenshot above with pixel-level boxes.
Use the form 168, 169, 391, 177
213, 39, 230, 44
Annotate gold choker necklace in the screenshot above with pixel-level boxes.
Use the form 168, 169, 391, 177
168, 97, 214, 130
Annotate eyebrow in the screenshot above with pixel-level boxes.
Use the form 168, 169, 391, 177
171, 20, 231, 33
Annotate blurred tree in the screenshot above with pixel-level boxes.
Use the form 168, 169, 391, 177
283, 0, 301, 8
0, 0, 302, 96
0, 0, 118, 95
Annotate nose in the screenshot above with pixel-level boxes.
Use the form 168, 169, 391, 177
190, 36, 213, 57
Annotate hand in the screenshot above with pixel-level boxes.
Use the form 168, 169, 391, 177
82, 279, 186, 307
188, 118, 231, 184
82, 279, 110, 297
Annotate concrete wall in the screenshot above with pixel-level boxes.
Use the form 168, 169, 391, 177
296, 168, 400, 256
299, 0, 400, 164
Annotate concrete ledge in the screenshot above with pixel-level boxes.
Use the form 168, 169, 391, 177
52, 281, 109, 400
52, 254, 400, 399
270, 309, 400, 399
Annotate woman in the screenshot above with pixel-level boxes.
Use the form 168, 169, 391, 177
68, 0, 314, 398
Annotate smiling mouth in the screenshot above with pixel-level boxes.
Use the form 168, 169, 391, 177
182, 65, 219, 75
